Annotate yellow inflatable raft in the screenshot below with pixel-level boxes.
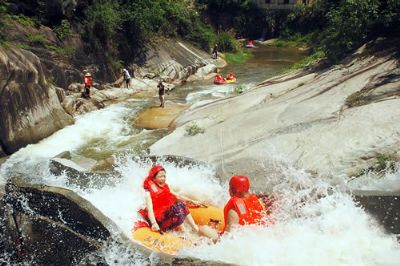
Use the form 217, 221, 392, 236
132, 204, 224, 255
225, 77, 236, 84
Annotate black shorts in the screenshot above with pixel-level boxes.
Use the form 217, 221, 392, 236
125, 78, 131, 84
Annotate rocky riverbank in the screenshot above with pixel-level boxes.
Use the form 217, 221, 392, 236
0, 39, 225, 157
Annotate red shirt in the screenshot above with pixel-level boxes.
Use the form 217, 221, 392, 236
84, 76, 92, 87
144, 179, 178, 221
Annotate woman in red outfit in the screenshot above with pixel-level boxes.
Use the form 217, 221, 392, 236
143, 165, 199, 233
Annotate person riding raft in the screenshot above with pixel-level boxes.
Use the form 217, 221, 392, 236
214, 74, 225, 84
222, 175, 266, 233
140, 165, 200, 233
226, 72, 235, 81
199, 175, 268, 242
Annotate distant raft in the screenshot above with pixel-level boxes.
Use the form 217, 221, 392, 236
245, 40, 257, 48
214, 73, 237, 85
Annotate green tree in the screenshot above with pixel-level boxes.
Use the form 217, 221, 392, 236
322, 0, 380, 60
84, 0, 122, 48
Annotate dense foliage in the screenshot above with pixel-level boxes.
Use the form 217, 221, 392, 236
280, 0, 400, 61
2, 0, 399, 70
203, 0, 267, 39
1, 0, 230, 71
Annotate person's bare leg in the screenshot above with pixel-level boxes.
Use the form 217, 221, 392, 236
176, 224, 186, 232
198, 226, 219, 243
185, 214, 199, 233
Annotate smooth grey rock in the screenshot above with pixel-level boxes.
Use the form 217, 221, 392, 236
0, 47, 74, 154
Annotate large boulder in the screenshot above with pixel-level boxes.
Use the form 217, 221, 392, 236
48, 151, 120, 188
0, 47, 74, 154
140, 39, 214, 82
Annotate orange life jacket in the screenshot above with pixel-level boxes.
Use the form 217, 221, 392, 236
144, 179, 178, 221
222, 194, 264, 233
84, 77, 92, 87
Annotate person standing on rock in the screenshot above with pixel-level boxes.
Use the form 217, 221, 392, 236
121, 68, 131, 88
157, 80, 165, 108
212, 44, 218, 59
83, 72, 92, 98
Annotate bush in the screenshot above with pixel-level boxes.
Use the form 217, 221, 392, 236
322, 0, 381, 61
84, 0, 122, 48
288, 50, 326, 71
216, 30, 239, 52
278, 0, 400, 62
185, 122, 205, 136
54, 20, 72, 41
187, 21, 216, 51
28, 34, 48, 46
46, 44, 75, 57
233, 84, 244, 94
0, 1, 8, 14
225, 50, 252, 64
10, 15, 40, 28
272, 33, 310, 48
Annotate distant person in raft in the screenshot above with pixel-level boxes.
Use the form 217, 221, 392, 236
140, 165, 200, 233
226, 72, 235, 81
121, 68, 131, 88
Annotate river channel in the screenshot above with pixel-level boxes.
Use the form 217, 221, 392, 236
1, 45, 399, 265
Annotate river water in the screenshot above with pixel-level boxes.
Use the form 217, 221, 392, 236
1, 46, 399, 265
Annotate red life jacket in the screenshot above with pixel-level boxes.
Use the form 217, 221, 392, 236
144, 179, 178, 221
222, 194, 264, 233
84, 77, 92, 87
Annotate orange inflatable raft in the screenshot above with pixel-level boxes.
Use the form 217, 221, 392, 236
132, 203, 224, 255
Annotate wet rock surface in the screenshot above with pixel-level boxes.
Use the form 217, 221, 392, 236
135, 103, 190, 130
353, 190, 400, 238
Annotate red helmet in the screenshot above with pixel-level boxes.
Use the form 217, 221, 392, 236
229, 175, 250, 195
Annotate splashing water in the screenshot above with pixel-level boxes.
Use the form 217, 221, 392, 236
180, 165, 400, 266
347, 165, 400, 191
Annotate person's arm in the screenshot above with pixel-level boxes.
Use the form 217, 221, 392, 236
145, 191, 160, 231
170, 189, 203, 206
225, 209, 239, 233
